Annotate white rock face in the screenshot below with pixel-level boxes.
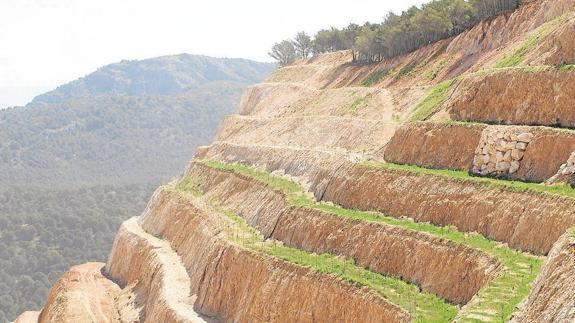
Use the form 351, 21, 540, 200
472, 126, 532, 177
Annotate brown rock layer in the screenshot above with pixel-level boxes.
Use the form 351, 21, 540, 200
385, 122, 575, 182
186, 162, 501, 304
517, 129, 575, 181
512, 231, 575, 322
526, 14, 575, 65
199, 143, 575, 254
130, 189, 410, 323
319, 165, 575, 255
446, 69, 575, 128
38, 262, 122, 323
106, 217, 207, 323
384, 122, 485, 170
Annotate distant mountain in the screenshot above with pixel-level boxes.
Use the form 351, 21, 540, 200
29, 54, 275, 106
0, 81, 249, 188
0, 54, 275, 321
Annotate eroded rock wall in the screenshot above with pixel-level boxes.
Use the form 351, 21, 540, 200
384, 122, 485, 170
106, 217, 206, 323
131, 189, 410, 323
186, 162, 501, 304
446, 69, 575, 128
37, 262, 123, 323
319, 165, 575, 255
385, 122, 575, 182
512, 231, 575, 322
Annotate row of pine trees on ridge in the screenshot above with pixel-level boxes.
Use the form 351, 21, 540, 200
269, 0, 521, 66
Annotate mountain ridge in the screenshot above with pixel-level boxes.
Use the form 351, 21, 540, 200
28, 54, 276, 107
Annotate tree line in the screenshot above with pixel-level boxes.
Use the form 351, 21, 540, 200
269, 0, 521, 65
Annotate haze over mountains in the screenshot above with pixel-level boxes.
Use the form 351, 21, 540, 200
0, 54, 275, 321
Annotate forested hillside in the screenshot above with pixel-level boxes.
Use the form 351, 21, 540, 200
0, 184, 154, 321
0, 55, 275, 321
0, 81, 247, 188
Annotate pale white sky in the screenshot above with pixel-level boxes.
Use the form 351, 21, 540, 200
0, 0, 426, 107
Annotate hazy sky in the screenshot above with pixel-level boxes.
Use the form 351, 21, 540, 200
0, 0, 426, 107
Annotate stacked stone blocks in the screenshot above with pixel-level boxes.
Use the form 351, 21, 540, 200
472, 127, 534, 176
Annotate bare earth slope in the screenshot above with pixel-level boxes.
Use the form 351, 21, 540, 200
18, 0, 575, 321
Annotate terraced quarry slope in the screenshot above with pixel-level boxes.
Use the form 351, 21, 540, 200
16, 0, 575, 321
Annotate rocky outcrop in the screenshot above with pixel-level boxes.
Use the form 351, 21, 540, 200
446, 69, 575, 128
131, 189, 410, 323
186, 162, 501, 304
18, 1, 575, 320
512, 231, 575, 322
384, 122, 485, 170
106, 217, 207, 323
37, 262, 125, 323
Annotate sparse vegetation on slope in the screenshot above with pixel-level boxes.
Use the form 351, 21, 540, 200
495, 13, 570, 68
410, 80, 454, 121
368, 162, 575, 198
348, 93, 373, 111
197, 160, 543, 322
361, 69, 392, 86
172, 180, 457, 323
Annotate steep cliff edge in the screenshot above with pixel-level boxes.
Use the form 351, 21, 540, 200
17, 0, 575, 321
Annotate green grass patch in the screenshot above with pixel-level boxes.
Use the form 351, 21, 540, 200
349, 93, 373, 111
397, 61, 426, 79
361, 69, 391, 86
198, 160, 544, 322
172, 176, 203, 197
366, 162, 575, 198
425, 58, 450, 80
209, 198, 457, 323
556, 63, 575, 72
495, 14, 570, 68
410, 80, 454, 121
200, 160, 303, 194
